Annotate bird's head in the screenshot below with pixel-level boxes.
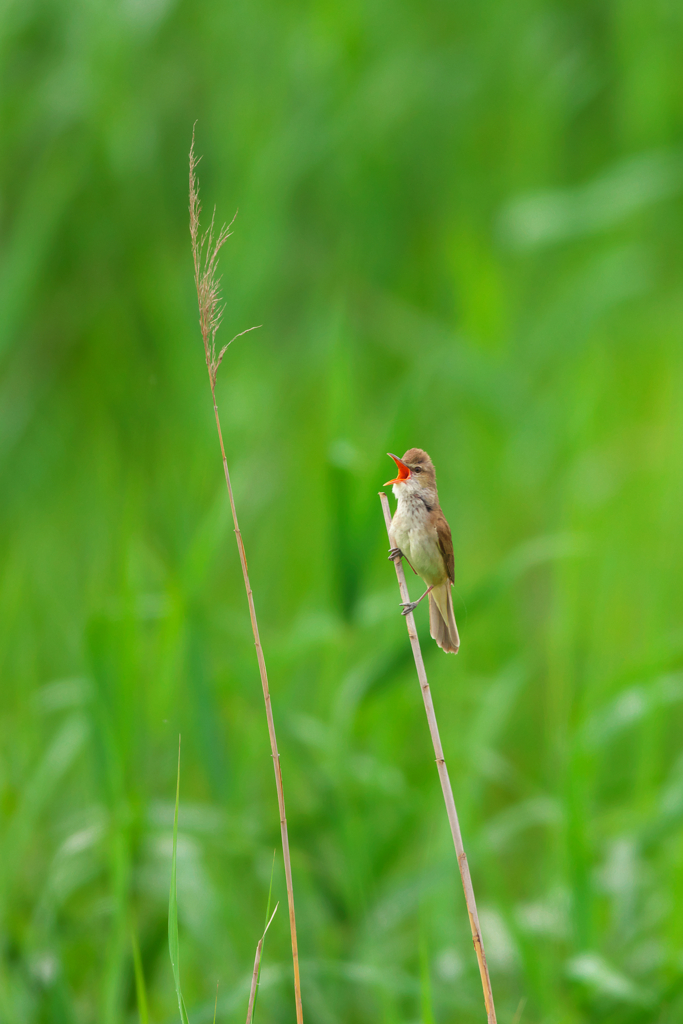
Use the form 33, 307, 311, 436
385, 448, 438, 501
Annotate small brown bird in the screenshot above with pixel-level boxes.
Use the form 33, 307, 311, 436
385, 448, 460, 654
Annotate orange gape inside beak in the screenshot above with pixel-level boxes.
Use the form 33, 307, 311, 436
385, 453, 411, 486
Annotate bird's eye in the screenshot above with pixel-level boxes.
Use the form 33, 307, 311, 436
413, 466, 422, 473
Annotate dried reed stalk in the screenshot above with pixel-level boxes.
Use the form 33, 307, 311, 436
189, 131, 304, 1024
379, 491, 497, 1024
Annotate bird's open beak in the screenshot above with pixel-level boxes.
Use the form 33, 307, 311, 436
385, 453, 411, 486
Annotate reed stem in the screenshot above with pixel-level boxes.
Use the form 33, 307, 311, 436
379, 490, 497, 1024
189, 133, 303, 1024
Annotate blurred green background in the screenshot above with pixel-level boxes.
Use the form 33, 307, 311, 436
2, 0, 683, 1021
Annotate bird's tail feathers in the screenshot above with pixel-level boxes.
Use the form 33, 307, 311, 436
429, 583, 460, 654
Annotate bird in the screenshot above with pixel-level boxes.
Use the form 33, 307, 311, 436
384, 448, 460, 654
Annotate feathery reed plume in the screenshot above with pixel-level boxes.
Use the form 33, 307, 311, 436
189, 129, 304, 1024
379, 491, 497, 1024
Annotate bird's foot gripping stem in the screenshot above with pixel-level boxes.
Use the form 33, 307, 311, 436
388, 547, 403, 562
400, 585, 434, 616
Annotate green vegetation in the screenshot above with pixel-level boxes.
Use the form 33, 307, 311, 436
2, 0, 683, 1021
169, 740, 189, 1024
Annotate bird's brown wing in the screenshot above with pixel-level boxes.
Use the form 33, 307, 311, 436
435, 511, 455, 584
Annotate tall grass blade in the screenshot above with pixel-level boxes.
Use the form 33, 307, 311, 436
250, 850, 276, 1023
246, 903, 279, 1024
168, 735, 190, 1024
130, 923, 149, 1024
419, 914, 435, 1024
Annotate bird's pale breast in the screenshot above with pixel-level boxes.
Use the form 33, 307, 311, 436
391, 495, 448, 587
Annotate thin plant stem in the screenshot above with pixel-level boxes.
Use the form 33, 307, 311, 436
130, 922, 149, 1024
251, 851, 276, 1023
189, 130, 303, 1024
379, 491, 497, 1024
245, 903, 279, 1024
511, 996, 527, 1024
168, 736, 190, 1024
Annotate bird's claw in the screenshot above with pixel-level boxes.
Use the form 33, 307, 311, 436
400, 600, 419, 616
388, 547, 402, 561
